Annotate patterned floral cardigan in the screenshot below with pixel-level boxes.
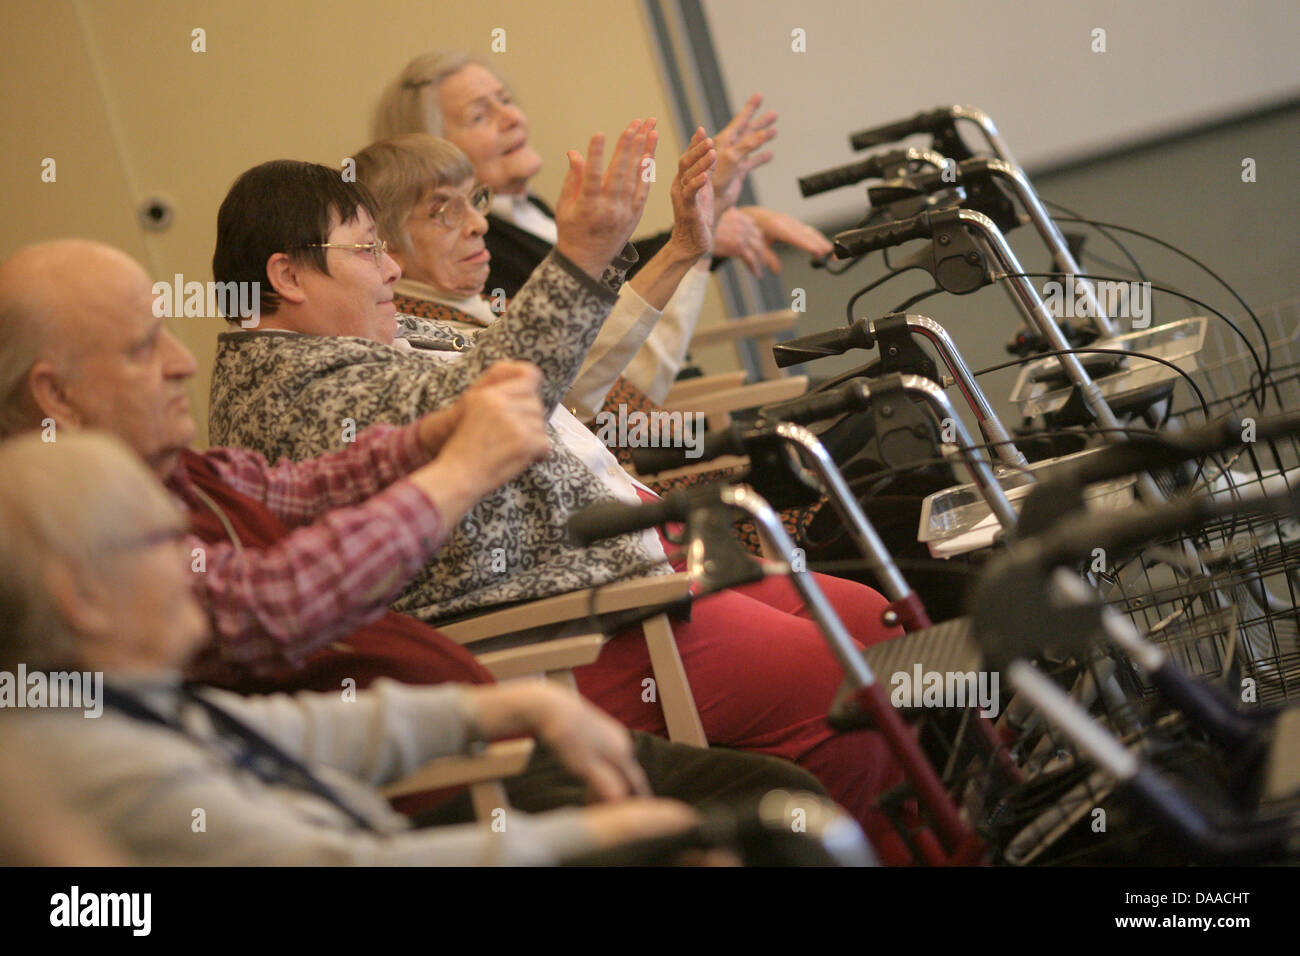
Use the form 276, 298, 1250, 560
395, 284, 817, 560
392, 292, 813, 559
208, 249, 672, 624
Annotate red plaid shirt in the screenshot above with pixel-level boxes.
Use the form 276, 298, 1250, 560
166, 422, 445, 673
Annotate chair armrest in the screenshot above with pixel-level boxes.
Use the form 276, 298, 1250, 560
661, 376, 808, 418
689, 310, 798, 347
438, 573, 692, 645
381, 739, 536, 799
628, 454, 751, 482
663, 371, 748, 404
475, 633, 605, 681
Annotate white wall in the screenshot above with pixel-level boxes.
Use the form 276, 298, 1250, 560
702, 0, 1300, 228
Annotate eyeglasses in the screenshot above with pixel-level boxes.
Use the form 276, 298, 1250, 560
303, 238, 389, 269
413, 184, 494, 230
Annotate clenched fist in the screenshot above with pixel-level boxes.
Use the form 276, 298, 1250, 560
409, 361, 550, 524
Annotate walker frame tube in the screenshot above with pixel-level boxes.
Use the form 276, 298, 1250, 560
719, 484, 982, 861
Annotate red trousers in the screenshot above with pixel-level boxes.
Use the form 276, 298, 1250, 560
574, 523, 917, 863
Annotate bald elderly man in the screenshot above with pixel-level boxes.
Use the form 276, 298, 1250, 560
0, 238, 827, 825
0, 238, 548, 691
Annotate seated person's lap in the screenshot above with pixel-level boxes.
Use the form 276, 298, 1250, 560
576, 586, 868, 755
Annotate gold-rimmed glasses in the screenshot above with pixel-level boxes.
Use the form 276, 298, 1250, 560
303, 238, 389, 269
412, 184, 494, 230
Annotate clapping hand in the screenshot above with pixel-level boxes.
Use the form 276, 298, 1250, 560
711, 92, 777, 216
667, 128, 719, 261
554, 119, 658, 279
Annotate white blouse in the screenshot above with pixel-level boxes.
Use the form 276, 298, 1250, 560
395, 278, 669, 564
488, 194, 711, 411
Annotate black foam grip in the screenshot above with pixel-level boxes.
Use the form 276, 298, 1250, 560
758, 380, 872, 426
849, 109, 947, 151
566, 491, 694, 546
1040, 409, 1300, 490
797, 157, 884, 197
772, 322, 874, 368
832, 214, 931, 258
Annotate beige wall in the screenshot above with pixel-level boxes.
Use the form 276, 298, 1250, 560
1, 0, 732, 447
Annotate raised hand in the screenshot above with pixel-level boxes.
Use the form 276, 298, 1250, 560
667, 128, 718, 261
711, 92, 777, 215
554, 119, 659, 279
714, 206, 834, 277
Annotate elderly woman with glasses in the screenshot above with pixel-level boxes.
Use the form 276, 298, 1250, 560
359, 130, 719, 418
305, 132, 918, 862
372, 50, 833, 301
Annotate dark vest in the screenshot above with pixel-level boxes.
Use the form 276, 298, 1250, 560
179, 449, 494, 695
484, 194, 677, 299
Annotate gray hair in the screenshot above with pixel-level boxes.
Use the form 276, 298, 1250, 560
0, 430, 184, 669
353, 134, 475, 255
372, 49, 498, 139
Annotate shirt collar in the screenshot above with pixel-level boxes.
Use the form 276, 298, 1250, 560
395, 278, 496, 327
489, 192, 533, 224
105, 671, 187, 716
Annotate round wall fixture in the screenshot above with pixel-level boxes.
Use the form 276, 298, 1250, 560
137, 195, 175, 232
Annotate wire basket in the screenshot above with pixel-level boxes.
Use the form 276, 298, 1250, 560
978, 300, 1300, 864
1092, 297, 1300, 706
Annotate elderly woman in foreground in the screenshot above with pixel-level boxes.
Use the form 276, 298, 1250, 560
358, 130, 723, 416
0, 431, 706, 865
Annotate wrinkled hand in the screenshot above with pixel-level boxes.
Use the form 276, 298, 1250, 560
667, 128, 718, 261
554, 119, 658, 279
414, 402, 463, 458
712, 207, 774, 276
525, 683, 653, 802
713, 205, 834, 277
466, 680, 653, 802
711, 92, 777, 215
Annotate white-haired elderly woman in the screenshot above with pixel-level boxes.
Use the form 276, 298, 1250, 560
373, 49, 832, 301
0, 430, 706, 865
360, 130, 720, 418
356, 130, 731, 566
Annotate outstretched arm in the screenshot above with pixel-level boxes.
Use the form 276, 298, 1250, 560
563, 130, 718, 417
184, 364, 550, 674
717, 205, 834, 277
